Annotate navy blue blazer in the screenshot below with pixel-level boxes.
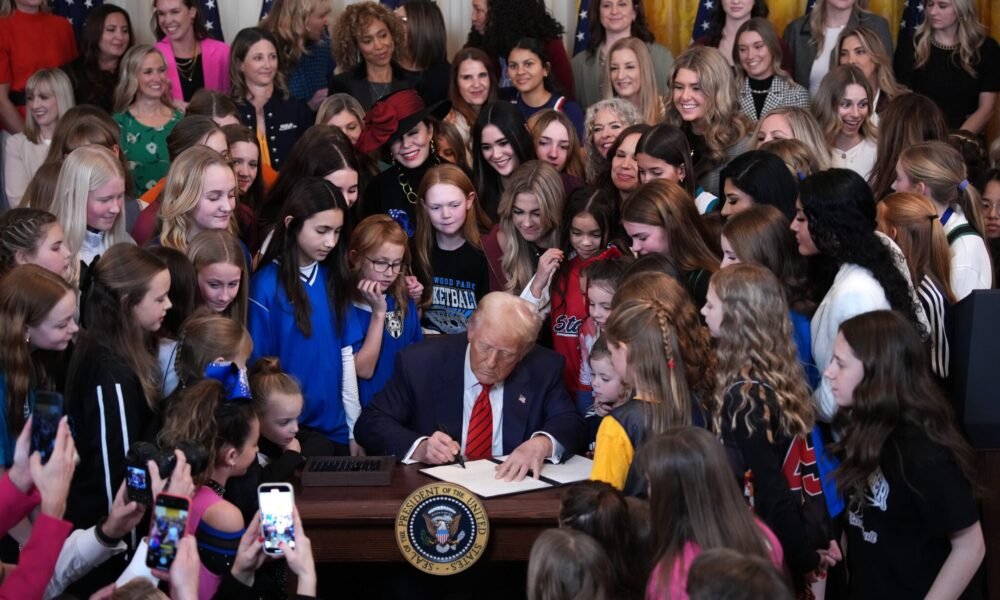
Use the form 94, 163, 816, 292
354, 334, 587, 460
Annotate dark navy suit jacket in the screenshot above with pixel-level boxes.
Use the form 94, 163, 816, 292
354, 335, 587, 460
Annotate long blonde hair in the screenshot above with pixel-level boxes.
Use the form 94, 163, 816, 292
23, 69, 75, 144
603, 37, 661, 125
751, 106, 832, 170
51, 146, 132, 282
159, 145, 237, 252
833, 26, 907, 100
914, 0, 986, 76
663, 46, 749, 167
113, 45, 174, 113
709, 264, 814, 438
259, 0, 327, 70
899, 141, 988, 240
498, 161, 564, 294
811, 64, 877, 145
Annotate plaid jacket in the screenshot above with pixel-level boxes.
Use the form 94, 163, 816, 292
737, 76, 811, 122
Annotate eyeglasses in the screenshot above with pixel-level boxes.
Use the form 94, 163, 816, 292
365, 257, 405, 274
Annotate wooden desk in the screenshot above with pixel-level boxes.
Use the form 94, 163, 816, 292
297, 464, 563, 564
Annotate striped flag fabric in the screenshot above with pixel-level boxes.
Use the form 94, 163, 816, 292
690, 0, 714, 43
201, 0, 224, 41
260, 0, 273, 20
50, 0, 103, 39
573, 0, 593, 56
900, 0, 925, 34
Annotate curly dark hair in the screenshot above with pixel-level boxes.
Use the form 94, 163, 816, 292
465, 0, 565, 57
799, 169, 925, 336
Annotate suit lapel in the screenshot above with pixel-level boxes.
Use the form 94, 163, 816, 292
437, 337, 467, 442
500, 364, 530, 454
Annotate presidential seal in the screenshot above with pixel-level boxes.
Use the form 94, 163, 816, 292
396, 483, 489, 575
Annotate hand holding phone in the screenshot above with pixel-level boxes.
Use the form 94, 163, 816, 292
31, 391, 64, 464
258, 483, 295, 555
146, 494, 190, 571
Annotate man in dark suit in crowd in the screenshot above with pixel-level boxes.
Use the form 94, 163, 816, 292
354, 292, 586, 481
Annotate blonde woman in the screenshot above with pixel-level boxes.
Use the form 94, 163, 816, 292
751, 106, 832, 174
783, 0, 892, 94
894, 0, 999, 132
834, 25, 907, 120
4, 69, 74, 205
663, 46, 751, 197
315, 93, 366, 146
259, 0, 333, 111
50, 145, 133, 282
482, 160, 564, 294
159, 145, 238, 253
112, 44, 183, 192
527, 109, 587, 181
812, 65, 878, 179
602, 37, 662, 125
733, 18, 809, 122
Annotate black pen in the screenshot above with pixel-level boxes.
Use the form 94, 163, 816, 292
437, 424, 465, 468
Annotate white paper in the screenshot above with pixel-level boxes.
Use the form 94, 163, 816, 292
419, 455, 594, 498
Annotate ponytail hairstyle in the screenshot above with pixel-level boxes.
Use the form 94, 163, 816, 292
913, 0, 986, 76
187, 229, 250, 324
832, 310, 980, 503
605, 297, 693, 432
81, 244, 168, 408
709, 264, 814, 439
158, 379, 256, 486
898, 141, 989, 241
527, 109, 586, 180
260, 177, 351, 337
159, 145, 238, 252
634, 123, 696, 197
249, 356, 302, 418
498, 160, 565, 294
638, 427, 775, 596
0, 208, 60, 279
721, 204, 813, 316
876, 192, 956, 303
621, 179, 721, 274
173, 313, 253, 393
348, 215, 411, 318
0, 265, 75, 432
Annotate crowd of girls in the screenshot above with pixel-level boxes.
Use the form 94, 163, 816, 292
0, 0, 997, 597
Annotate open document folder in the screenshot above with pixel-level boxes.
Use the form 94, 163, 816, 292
420, 455, 593, 498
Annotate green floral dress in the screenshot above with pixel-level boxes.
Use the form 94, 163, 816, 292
113, 109, 182, 192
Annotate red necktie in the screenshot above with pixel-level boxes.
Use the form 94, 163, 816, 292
466, 383, 493, 460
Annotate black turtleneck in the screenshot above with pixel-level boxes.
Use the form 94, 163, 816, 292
749, 75, 774, 120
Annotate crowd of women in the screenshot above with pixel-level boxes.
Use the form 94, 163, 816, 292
0, 0, 995, 598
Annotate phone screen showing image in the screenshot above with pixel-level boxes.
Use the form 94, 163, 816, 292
126, 464, 152, 504
259, 485, 295, 554
30, 392, 63, 463
146, 497, 189, 571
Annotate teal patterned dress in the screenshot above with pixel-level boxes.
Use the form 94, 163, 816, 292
113, 109, 182, 192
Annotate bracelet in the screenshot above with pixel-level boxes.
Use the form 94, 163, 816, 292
94, 516, 121, 547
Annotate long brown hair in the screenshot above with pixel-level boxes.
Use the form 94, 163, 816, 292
621, 179, 721, 274
710, 264, 814, 438
527, 109, 587, 180
81, 244, 167, 408
187, 229, 250, 324
639, 427, 775, 591
868, 94, 948, 200
832, 310, 980, 501
876, 192, 956, 303
0, 265, 75, 432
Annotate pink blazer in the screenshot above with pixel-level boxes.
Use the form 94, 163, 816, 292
155, 37, 231, 101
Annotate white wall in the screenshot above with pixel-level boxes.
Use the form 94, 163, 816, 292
114, 0, 579, 59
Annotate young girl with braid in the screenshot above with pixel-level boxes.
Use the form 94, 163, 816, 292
702, 264, 839, 594
590, 296, 696, 497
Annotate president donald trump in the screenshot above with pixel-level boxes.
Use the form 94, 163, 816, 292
354, 292, 586, 481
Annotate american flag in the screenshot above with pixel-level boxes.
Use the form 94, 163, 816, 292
259, 0, 273, 20
900, 0, 926, 34
691, 0, 714, 43
50, 0, 103, 39
573, 0, 593, 55
201, 0, 224, 42
380, 0, 405, 8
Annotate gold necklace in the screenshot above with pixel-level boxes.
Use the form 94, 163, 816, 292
175, 44, 201, 82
